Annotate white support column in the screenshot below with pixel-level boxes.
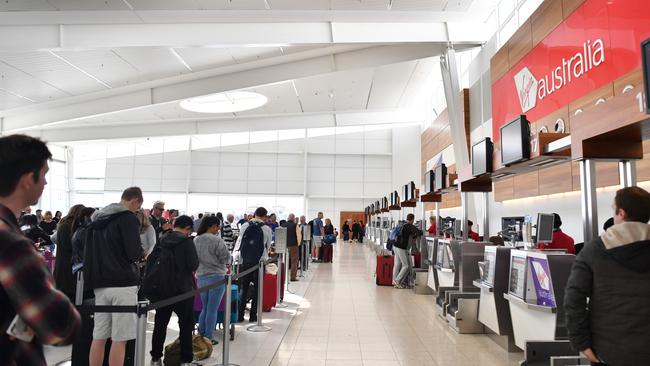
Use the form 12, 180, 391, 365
618, 160, 637, 188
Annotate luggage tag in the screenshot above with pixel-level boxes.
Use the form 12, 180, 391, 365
6, 315, 34, 342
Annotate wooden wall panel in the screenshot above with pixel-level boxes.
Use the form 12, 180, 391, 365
491, 45, 510, 84
595, 162, 620, 188
571, 161, 581, 191
513, 171, 540, 199
494, 178, 515, 202
539, 163, 573, 195
531, 0, 563, 47
637, 153, 650, 182
508, 20, 533, 67
562, 0, 585, 19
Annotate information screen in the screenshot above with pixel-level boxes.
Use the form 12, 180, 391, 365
500, 116, 530, 166
425, 170, 434, 193
472, 138, 493, 176
509, 256, 527, 299
436, 243, 445, 267
536, 213, 555, 243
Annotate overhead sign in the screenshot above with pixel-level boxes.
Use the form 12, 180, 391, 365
492, 0, 650, 140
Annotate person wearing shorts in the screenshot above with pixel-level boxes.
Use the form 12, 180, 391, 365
311, 212, 324, 262
83, 187, 144, 366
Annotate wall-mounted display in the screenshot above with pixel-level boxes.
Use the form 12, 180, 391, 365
642, 37, 650, 113
434, 164, 447, 191
425, 170, 435, 193
471, 138, 494, 176
500, 115, 531, 166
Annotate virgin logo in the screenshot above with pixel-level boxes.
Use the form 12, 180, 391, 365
514, 38, 605, 113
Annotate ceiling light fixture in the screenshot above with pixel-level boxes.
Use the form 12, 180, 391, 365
180, 91, 268, 114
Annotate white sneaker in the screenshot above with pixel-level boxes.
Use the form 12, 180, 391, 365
150, 360, 162, 366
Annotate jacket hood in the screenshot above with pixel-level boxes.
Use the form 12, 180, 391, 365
160, 231, 189, 248
599, 222, 650, 273
89, 203, 132, 230
92, 203, 130, 221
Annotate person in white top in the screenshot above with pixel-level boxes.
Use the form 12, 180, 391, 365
135, 209, 156, 258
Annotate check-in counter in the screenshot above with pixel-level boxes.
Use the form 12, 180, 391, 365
504, 250, 574, 351
425, 237, 439, 292
474, 246, 517, 351
434, 240, 486, 333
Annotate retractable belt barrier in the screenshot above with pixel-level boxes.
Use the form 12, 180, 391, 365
76, 256, 279, 366
76, 257, 277, 315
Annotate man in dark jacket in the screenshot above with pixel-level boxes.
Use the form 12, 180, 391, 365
282, 214, 301, 281
85, 186, 144, 366
149, 215, 199, 366
0, 134, 80, 365
564, 186, 650, 366
393, 214, 423, 288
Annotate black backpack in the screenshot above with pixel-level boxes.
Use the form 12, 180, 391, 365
240, 222, 265, 264
141, 244, 178, 299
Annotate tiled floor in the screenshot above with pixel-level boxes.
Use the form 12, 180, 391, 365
269, 242, 524, 366
46, 241, 524, 366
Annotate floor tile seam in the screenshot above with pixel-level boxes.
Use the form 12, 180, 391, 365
263, 261, 321, 364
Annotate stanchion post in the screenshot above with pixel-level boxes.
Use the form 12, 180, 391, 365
276, 254, 287, 308
247, 259, 271, 332
134, 300, 149, 366
217, 273, 238, 366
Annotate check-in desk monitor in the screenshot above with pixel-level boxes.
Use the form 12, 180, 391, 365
474, 246, 515, 348
504, 250, 574, 350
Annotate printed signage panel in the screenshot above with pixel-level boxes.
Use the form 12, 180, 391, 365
491, 0, 650, 140
528, 257, 556, 307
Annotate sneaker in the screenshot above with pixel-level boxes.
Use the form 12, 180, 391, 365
150, 359, 162, 366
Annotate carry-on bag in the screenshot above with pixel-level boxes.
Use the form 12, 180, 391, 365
217, 284, 239, 341
376, 255, 394, 286
413, 252, 421, 268
262, 273, 277, 312
163, 334, 213, 365
321, 244, 333, 263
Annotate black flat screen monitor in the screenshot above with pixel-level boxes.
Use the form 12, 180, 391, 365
402, 184, 409, 202
502, 216, 525, 241
408, 181, 415, 199
434, 164, 447, 191
472, 138, 494, 176
642, 38, 650, 113
390, 191, 399, 206
500, 116, 531, 166
425, 170, 435, 193
382, 197, 388, 209
536, 213, 555, 243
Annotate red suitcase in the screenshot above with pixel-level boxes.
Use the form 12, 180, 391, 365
376, 255, 394, 286
321, 244, 333, 263
413, 252, 421, 268
262, 273, 277, 312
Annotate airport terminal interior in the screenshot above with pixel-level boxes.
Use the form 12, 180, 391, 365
1, 0, 650, 365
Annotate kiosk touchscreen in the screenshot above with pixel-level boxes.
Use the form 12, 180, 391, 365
434, 164, 447, 191
504, 250, 575, 350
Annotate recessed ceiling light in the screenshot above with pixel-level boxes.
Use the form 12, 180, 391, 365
180, 91, 268, 113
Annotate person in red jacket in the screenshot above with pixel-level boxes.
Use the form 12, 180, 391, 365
427, 216, 436, 235
539, 213, 575, 254
468, 220, 480, 241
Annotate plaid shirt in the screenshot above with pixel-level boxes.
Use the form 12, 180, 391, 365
0, 204, 80, 365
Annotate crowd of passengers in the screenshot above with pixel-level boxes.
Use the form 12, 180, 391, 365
0, 134, 648, 366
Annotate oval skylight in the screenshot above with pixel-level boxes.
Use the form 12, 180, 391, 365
180, 91, 267, 113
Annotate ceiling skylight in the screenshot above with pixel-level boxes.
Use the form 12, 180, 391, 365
180, 91, 267, 113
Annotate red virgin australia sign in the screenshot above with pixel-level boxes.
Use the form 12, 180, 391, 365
492, 0, 650, 140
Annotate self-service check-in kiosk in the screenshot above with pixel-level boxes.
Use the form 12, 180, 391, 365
473, 246, 517, 351
425, 237, 439, 292
434, 239, 486, 333
503, 250, 574, 352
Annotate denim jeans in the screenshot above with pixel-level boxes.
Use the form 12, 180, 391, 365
198, 274, 226, 339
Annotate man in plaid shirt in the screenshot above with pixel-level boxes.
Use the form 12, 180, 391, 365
0, 135, 80, 365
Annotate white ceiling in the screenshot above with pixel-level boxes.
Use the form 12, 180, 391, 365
0, 0, 496, 142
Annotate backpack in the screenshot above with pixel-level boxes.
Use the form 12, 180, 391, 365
240, 222, 265, 264
163, 334, 213, 365
386, 223, 403, 250
141, 244, 178, 299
